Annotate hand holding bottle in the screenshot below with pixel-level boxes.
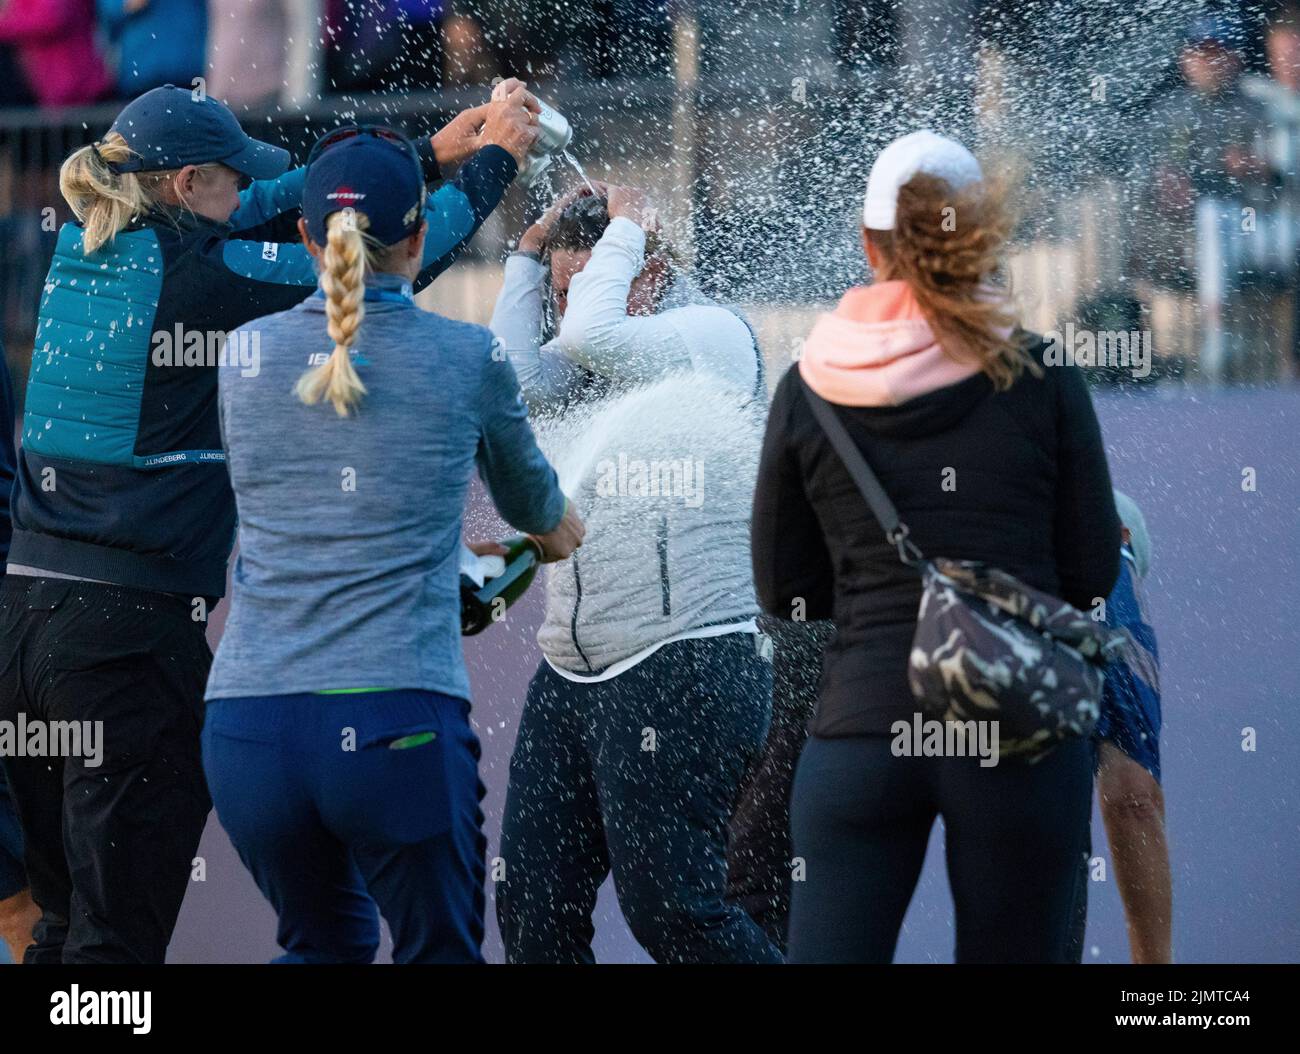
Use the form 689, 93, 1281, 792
430, 104, 491, 169
530, 500, 585, 563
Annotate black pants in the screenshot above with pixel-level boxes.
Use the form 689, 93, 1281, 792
497, 634, 782, 963
788, 733, 1093, 963
726, 617, 832, 950
0, 577, 212, 963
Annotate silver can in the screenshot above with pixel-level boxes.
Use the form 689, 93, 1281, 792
517, 97, 573, 187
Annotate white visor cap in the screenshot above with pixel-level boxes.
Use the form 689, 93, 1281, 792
862, 130, 983, 231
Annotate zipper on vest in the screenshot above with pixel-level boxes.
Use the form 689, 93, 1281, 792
657, 514, 671, 617
570, 554, 595, 673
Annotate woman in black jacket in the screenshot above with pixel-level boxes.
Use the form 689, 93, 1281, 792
751, 131, 1120, 964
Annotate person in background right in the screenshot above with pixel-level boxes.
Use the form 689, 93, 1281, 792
1094, 490, 1170, 964
1244, 7, 1300, 371
1140, 16, 1281, 383
751, 130, 1120, 963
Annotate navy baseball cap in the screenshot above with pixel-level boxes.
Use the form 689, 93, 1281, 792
303, 130, 425, 247
107, 85, 290, 179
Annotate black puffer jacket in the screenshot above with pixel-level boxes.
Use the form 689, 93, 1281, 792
751, 341, 1120, 736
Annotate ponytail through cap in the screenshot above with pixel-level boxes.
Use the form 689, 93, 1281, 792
60, 133, 160, 254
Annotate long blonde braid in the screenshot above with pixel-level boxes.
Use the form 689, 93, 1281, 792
296, 209, 371, 416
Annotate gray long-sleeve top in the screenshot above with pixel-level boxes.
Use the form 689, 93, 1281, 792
207, 275, 566, 701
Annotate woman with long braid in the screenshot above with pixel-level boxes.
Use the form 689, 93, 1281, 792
0, 82, 538, 964
202, 128, 582, 963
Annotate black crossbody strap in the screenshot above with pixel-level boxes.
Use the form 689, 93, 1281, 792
800, 380, 925, 566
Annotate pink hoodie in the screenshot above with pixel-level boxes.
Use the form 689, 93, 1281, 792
798, 280, 984, 407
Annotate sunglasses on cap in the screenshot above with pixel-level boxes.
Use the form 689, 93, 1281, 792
306, 123, 421, 171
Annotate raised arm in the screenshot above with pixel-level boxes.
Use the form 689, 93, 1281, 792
490, 251, 590, 409
414, 83, 540, 290
230, 84, 537, 280
555, 214, 693, 382
557, 186, 758, 390
414, 144, 517, 291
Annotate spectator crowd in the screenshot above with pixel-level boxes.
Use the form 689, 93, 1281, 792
2, 2, 1300, 383
0, 1, 675, 111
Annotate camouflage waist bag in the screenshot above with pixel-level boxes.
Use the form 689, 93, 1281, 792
803, 385, 1123, 763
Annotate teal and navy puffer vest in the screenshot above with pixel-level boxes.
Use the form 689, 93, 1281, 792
8, 145, 516, 597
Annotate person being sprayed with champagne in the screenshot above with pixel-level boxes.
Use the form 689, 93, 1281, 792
489, 185, 782, 963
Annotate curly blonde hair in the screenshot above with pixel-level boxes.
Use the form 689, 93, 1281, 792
867, 170, 1039, 391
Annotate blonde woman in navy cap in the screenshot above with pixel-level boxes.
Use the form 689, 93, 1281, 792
202, 127, 583, 964
0, 82, 539, 964
751, 131, 1120, 963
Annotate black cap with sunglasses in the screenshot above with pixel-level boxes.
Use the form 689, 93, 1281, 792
303, 126, 427, 247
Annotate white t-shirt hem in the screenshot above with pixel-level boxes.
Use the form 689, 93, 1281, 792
544, 619, 761, 683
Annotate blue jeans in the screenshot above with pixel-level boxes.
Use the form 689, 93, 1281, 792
497, 633, 782, 963
202, 690, 485, 963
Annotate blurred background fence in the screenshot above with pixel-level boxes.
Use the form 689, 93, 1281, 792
4, 0, 1300, 395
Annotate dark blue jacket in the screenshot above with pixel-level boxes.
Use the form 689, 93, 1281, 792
8, 145, 516, 598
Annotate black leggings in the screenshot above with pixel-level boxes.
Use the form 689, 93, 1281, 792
788, 733, 1093, 963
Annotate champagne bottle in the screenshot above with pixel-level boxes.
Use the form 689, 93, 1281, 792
460, 536, 544, 635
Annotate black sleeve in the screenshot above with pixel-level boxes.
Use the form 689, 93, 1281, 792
413, 144, 518, 293
1053, 365, 1121, 610
751, 369, 835, 621
414, 134, 446, 187
0, 341, 16, 568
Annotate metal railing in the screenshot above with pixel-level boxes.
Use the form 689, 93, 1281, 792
2, 65, 1293, 388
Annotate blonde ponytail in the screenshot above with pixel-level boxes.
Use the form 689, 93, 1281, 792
60, 133, 158, 254
296, 210, 371, 417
